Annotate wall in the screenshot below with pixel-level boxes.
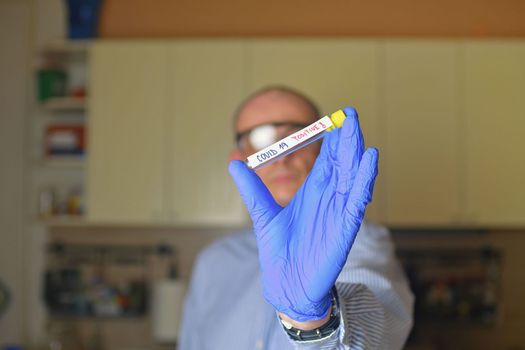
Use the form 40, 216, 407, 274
25, 0, 69, 345
0, 0, 31, 344
0, 0, 70, 346
97, 0, 525, 37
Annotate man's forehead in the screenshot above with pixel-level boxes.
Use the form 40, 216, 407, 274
236, 92, 317, 132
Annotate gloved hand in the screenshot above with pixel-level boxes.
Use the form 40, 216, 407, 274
228, 107, 379, 322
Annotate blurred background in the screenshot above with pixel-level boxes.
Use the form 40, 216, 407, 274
1, 0, 524, 349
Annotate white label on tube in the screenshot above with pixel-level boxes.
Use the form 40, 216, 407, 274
246, 115, 333, 169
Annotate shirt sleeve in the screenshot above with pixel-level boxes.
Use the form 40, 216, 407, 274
283, 222, 414, 350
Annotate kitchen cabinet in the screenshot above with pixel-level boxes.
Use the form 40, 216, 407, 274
247, 39, 386, 222
87, 39, 525, 228
88, 42, 168, 223
87, 41, 246, 225
383, 40, 525, 227
463, 42, 525, 226
383, 41, 462, 226
166, 41, 246, 225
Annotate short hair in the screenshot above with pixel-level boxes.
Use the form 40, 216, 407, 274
232, 86, 321, 128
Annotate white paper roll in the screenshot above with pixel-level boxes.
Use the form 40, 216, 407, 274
151, 279, 187, 343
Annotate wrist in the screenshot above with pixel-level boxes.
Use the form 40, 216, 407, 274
278, 305, 332, 331
270, 287, 333, 323
278, 288, 341, 342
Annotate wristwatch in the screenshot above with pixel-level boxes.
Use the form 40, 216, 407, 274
279, 288, 340, 342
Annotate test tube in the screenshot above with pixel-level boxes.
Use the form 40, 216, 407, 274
245, 109, 347, 171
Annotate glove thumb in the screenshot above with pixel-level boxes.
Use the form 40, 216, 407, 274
228, 160, 281, 230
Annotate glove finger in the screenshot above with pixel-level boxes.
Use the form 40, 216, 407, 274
228, 160, 281, 231
336, 107, 364, 196
344, 147, 379, 230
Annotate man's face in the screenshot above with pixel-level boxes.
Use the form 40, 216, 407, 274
231, 91, 321, 206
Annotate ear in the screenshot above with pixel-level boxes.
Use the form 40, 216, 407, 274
229, 148, 244, 162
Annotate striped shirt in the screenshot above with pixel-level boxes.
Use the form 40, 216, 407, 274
179, 221, 414, 349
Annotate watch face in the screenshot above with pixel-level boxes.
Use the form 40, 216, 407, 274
280, 318, 294, 330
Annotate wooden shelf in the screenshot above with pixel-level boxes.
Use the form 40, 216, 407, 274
43, 39, 92, 54
34, 156, 85, 169
40, 97, 87, 112
41, 216, 86, 227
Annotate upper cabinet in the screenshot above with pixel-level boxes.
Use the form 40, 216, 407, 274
463, 42, 525, 227
87, 41, 246, 226
166, 41, 246, 226
383, 41, 462, 226
383, 40, 525, 228
88, 42, 168, 223
86, 39, 525, 228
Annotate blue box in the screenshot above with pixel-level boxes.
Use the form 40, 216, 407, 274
65, 0, 102, 39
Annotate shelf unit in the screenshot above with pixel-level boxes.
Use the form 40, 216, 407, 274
29, 40, 90, 223
24, 38, 92, 346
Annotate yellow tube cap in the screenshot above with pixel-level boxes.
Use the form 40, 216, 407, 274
327, 109, 346, 131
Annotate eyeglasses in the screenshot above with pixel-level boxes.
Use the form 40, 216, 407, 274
236, 122, 311, 153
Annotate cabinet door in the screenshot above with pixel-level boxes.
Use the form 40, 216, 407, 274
88, 42, 168, 223
464, 42, 525, 226
166, 41, 246, 226
383, 41, 461, 226
248, 40, 385, 222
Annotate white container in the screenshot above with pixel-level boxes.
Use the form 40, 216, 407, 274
151, 279, 187, 343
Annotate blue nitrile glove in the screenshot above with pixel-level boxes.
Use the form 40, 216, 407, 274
228, 107, 379, 322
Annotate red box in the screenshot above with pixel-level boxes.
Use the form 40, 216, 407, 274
45, 124, 85, 156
